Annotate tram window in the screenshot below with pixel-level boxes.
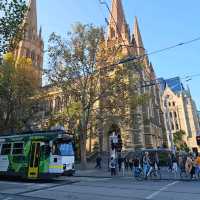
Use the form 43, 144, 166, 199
12, 143, 24, 155
1, 143, 11, 155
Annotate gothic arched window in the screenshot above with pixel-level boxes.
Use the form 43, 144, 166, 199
55, 96, 62, 112
31, 51, 35, 63
26, 49, 31, 58
110, 27, 115, 38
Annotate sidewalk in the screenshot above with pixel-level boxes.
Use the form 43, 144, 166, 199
74, 163, 193, 181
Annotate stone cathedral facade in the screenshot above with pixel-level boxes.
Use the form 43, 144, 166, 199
98, 0, 166, 152
14, 0, 44, 87
16, 0, 166, 152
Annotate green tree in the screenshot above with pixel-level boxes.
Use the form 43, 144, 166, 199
0, 53, 39, 133
173, 130, 189, 152
47, 23, 148, 167
0, 0, 27, 61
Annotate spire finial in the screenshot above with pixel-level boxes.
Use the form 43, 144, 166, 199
25, 0, 37, 33
108, 0, 129, 41
133, 16, 144, 56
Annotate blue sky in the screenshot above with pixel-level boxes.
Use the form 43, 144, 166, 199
36, 0, 200, 109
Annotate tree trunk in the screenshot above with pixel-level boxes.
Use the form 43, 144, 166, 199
80, 129, 87, 169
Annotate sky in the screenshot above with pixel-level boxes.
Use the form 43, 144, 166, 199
36, 0, 200, 109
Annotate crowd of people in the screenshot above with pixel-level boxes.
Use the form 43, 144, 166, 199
95, 151, 200, 180
168, 152, 200, 179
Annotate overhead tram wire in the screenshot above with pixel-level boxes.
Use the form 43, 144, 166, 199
94, 35, 200, 89
108, 35, 200, 67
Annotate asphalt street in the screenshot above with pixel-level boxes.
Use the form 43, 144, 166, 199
0, 176, 200, 200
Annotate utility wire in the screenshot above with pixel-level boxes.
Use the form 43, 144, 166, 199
103, 35, 200, 68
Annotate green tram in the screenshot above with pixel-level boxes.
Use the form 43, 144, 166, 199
0, 130, 75, 179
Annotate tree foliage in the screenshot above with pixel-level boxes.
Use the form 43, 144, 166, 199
47, 23, 148, 166
173, 130, 189, 152
0, 53, 39, 133
0, 0, 27, 61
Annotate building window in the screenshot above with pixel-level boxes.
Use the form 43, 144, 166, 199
31, 51, 35, 63
110, 27, 115, 38
174, 112, 177, 118
49, 100, 53, 112
170, 112, 173, 118
168, 102, 171, 107
26, 49, 31, 58
176, 123, 179, 130
55, 96, 62, 112
173, 102, 175, 106
171, 123, 175, 130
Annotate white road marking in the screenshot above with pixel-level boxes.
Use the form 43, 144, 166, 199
145, 181, 179, 199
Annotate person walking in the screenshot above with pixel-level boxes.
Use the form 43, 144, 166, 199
124, 157, 129, 171
133, 156, 140, 177
195, 153, 200, 178
121, 157, 125, 176
118, 156, 122, 172
178, 155, 185, 175
95, 155, 102, 169
110, 157, 116, 176
172, 153, 178, 178
155, 152, 160, 170
143, 152, 150, 179
167, 153, 173, 172
129, 158, 133, 172
185, 154, 195, 179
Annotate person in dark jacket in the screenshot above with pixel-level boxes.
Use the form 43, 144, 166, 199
118, 156, 123, 172
95, 155, 102, 169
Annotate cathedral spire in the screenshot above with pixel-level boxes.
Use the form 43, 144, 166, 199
24, 0, 38, 38
133, 16, 145, 56
15, 0, 43, 88
108, 0, 129, 42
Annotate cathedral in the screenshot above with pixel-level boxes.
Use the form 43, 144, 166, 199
14, 0, 44, 87
99, 0, 166, 151
16, 0, 166, 153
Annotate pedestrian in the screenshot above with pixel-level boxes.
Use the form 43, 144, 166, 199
133, 156, 140, 177
172, 153, 178, 178
121, 157, 125, 176
195, 153, 200, 178
129, 158, 133, 171
110, 157, 116, 176
143, 152, 150, 179
185, 153, 195, 179
124, 157, 129, 171
118, 156, 122, 172
95, 154, 102, 169
167, 153, 173, 172
178, 155, 185, 175
155, 152, 160, 170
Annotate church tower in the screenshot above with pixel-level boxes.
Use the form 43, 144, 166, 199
133, 16, 145, 57
107, 0, 130, 54
15, 0, 44, 87
98, 0, 165, 152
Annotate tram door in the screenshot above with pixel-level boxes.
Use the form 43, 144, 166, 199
28, 142, 40, 179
